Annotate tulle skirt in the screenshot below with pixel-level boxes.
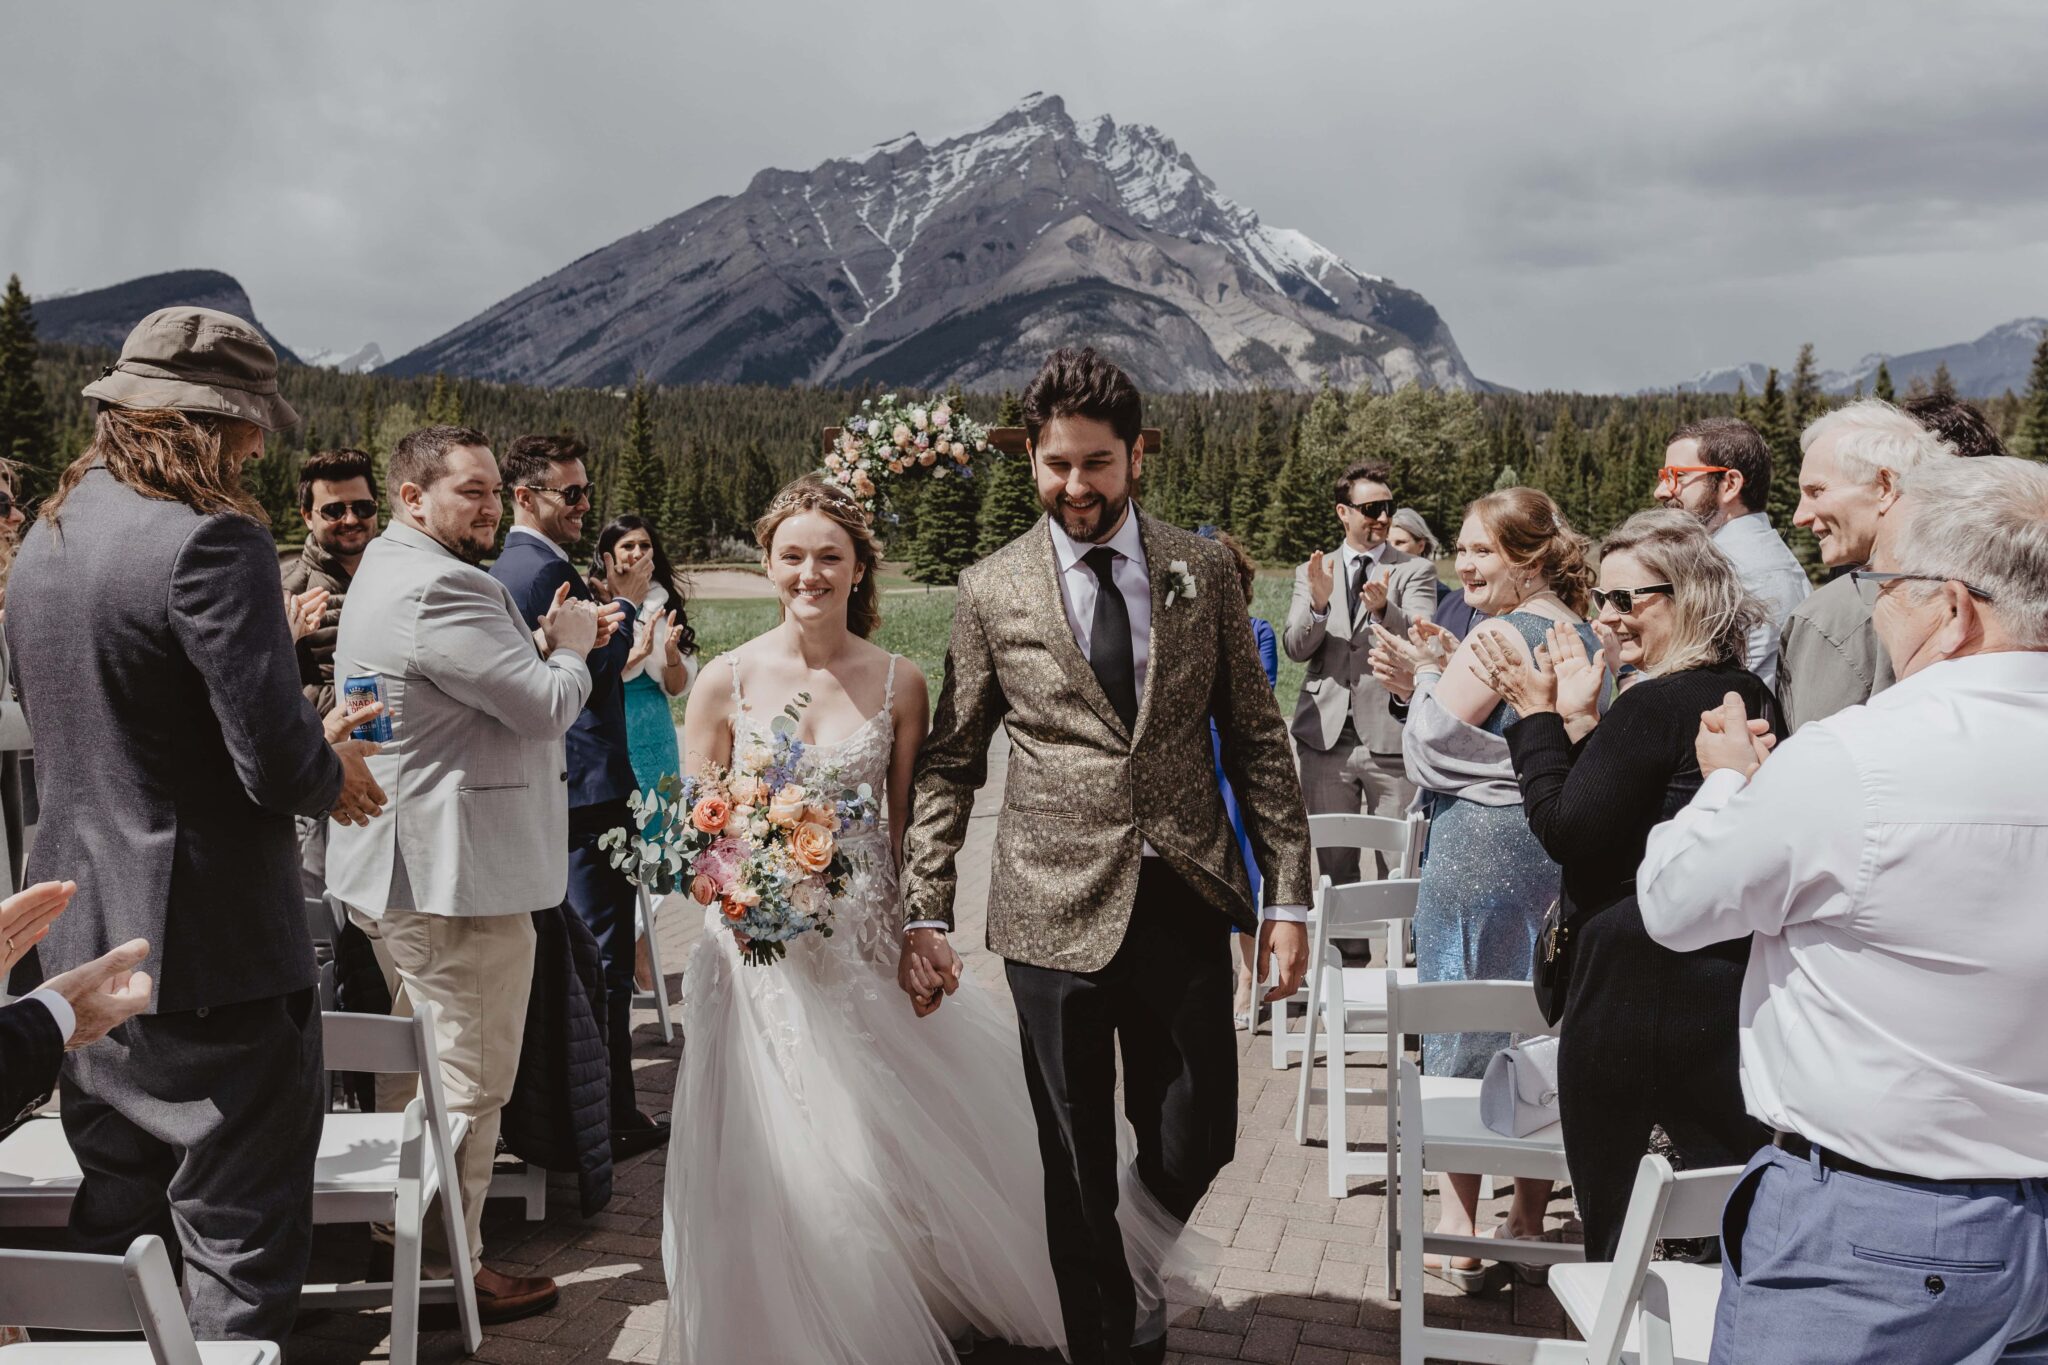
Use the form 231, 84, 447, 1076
659, 835, 1192, 1364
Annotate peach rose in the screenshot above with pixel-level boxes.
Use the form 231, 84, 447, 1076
952, 443, 970, 464
689, 873, 718, 905
768, 783, 809, 828
893, 423, 913, 448
853, 470, 876, 497
690, 795, 731, 834
888, 457, 905, 474
721, 899, 746, 921
729, 774, 766, 808
917, 448, 937, 467
910, 407, 929, 431
801, 801, 839, 831
788, 821, 835, 873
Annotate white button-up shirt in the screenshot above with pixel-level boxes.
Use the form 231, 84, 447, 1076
1048, 510, 1153, 697
506, 523, 569, 562
1638, 650, 2048, 1178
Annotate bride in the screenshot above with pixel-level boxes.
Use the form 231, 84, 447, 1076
660, 476, 1187, 1364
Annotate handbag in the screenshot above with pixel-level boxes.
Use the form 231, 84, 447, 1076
1532, 896, 1572, 1027
1480, 1034, 1562, 1138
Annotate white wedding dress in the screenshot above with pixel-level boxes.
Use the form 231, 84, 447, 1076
660, 657, 1193, 1364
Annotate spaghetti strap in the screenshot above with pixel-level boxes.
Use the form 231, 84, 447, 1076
727, 655, 745, 707
882, 654, 900, 714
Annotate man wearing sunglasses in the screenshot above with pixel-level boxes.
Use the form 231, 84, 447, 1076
1283, 460, 1440, 883
284, 447, 381, 714
491, 434, 671, 1163
1657, 418, 1809, 689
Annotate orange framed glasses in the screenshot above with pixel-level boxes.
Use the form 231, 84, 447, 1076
1654, 464, 1730, 492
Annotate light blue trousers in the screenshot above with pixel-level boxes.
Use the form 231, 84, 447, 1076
1712, 1144, 2048, 1363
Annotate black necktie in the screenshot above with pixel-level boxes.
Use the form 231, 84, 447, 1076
1083, 546, 1138, 732
1347, 554, 1365, 620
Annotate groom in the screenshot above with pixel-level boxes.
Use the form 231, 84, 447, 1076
900, 347, 1313, 1365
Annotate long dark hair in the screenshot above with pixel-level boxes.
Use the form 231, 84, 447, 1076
44, 407, 266, 528
594, 514, 696, 655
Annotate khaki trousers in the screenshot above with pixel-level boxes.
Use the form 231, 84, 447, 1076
348, 906, 536, 1265
1296, 730, 1414, 883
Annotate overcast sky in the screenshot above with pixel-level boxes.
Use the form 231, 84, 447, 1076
6, 0, 2044, 392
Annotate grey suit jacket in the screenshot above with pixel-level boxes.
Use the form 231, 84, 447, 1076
326, 521, 592, 919
1282, 544, 1438, 754
7, 467, 342, 1013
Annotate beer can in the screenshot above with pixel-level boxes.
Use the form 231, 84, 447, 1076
342, 673, 394, 743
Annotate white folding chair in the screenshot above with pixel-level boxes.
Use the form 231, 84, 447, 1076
1386, 974, 1583, 1331
1269, 812, 1422, 1070
0, 1114, 79, 1228
632, 883, 677, 1045
1291, 878, 1423, 1194
0, 1234, 277, 1365
299, 1005, 483, 1365
1545, 1157, 1739, 1365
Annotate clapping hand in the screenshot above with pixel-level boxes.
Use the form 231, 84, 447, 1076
285, 587, 330, 643
0, 881, 75, 978
625, 610, 662, 673
41, 938, 153, 1049
1696, 692, 1777, 779
1547, 621, 1610, 734
323, 701, 387, 827
535, 582, 601, 656
662, 612, 689, 670
1304, 550, 1335, 613
1369, 623, 1423, 702
1470, 626, 1556, 716
1358, 569, 1390, 616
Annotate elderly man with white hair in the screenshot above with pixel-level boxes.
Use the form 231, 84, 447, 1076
1774, 399, 1956, 730
1636, 456, 2048, 1363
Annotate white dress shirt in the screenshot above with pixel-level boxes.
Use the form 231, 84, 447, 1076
910, 509, 1304, 932
1638, 650, 2048, 1178
1711, 512, 1812, 691
13, 989, 73, 1043
506, 523, 569, 562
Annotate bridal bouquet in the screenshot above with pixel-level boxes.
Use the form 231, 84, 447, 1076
825, 393, 991, 513
600, 695, 879, 967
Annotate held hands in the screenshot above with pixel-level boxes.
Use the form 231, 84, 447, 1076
0, 881, 76, 978
1304, 550, 1334, 613
604, 550, 656, 609
1256, 918, 1309, 1003
537, 582, 601, 656
1696, 692, 1777, 779
898, 927, 963, 1018
41, 938, 152, 1049
323, 701, 387, 827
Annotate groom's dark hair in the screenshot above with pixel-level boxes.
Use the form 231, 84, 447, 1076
1023, 347, 1144, 455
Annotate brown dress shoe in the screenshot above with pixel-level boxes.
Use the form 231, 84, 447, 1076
476, 1265, 559, 1322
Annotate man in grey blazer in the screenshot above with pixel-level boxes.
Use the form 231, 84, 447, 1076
6, 308, 384, 1343
1283, 460, 1439, 882
327, 424, 603, 1323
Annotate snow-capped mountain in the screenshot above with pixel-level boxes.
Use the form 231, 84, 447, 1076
386, 93, 1477, 393
298, 342, 386, 373
1662, 318, 2046, 397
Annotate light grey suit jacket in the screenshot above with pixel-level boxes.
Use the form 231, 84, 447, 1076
327, 521, 593, 919
1282, 544, 1438, 754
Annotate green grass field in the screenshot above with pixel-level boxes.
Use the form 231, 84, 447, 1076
674, 571, 1307, 723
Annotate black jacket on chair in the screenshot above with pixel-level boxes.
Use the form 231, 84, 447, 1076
500, 904, 615, 1216
6, 467, 343, 1012
0, 998, 62, 1130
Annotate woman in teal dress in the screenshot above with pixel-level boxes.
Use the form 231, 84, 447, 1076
1390, 487, 1598, 1291
593, 515, 699, 809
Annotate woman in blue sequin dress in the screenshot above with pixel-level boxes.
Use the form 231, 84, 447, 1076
1394, 488, 1598, 1288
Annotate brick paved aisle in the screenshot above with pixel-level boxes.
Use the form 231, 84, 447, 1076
287, 733, 1573, 1365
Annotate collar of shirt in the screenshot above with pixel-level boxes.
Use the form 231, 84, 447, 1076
1340, 540, 1388, 577
507, 523, 570, 563
1049, 505, 1148, 578
1866, 647, 2048, 708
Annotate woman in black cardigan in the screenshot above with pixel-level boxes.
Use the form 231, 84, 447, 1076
1471, 508, 1786, 1260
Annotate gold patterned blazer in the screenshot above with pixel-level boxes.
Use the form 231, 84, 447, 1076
902, 509, 1313, 972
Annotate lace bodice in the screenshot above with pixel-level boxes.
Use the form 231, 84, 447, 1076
726, 653, 899, 801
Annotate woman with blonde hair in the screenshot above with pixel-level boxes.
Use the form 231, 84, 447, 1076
1373, 486, 1598, 1288
1474, 508, 1779, 1260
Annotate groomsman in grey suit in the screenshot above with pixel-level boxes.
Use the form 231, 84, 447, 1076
6, 308, 385, 1343
327, 425, 606, 1324
1283, 461, 1439, 881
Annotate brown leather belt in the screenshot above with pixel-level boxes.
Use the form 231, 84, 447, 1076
1771, 1130, 1945, 1185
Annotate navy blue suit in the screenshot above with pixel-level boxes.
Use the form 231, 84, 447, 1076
0, 998, 61, 1131
490, 530, 644, 1128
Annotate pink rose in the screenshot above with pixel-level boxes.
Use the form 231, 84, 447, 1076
689, 874, 717, 905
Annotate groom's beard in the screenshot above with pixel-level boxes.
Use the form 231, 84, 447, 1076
1045, 489, 1130, 545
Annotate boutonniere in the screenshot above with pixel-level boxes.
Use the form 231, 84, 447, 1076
1165, 560, 1199, 608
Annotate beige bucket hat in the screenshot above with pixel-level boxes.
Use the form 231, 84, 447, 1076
81, 306, 300, 432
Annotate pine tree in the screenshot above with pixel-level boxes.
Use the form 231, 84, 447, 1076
2014, 335, 2048, 462
976, 449, 1041, 555
1233, 390, 1287, 545
1788, 343, 1825, 437
1754, 367, 1815, 569
424, 373, 464, 425
908, 463, 980, 584
617, 378, 667, 523
0, 275, 58, 504
1527, 406, 1584, 525
728, 440, 777, 530
1932, 362, 1956, 401
1734, 379, 1752, 424
1873, 360, 1895, 403
669, 456, 711, 560
1264, 381, 1346, 560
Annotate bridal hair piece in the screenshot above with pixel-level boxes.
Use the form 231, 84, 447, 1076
754, 473, 883, 638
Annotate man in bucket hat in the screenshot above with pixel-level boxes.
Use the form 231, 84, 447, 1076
6, 306, 387, 1343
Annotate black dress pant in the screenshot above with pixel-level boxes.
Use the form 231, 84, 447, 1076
62, 987, 324, 1342
1557, 900, 1769, 1260
1005, 862, 1238, 1365
568, 799, 639, 1130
